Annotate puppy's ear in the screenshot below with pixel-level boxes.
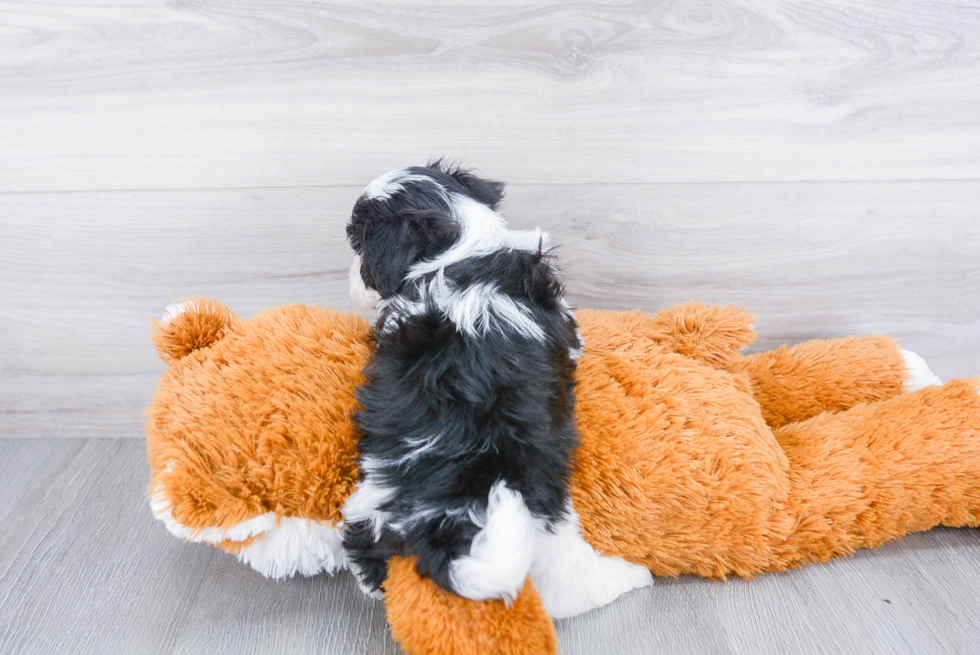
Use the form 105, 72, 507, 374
360, 208, 460, 298
430, 161, 505, 210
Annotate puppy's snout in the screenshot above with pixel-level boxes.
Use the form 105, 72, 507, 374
349, 255, 381, 311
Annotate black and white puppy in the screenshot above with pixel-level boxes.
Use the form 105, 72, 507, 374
342, 161, 589, 605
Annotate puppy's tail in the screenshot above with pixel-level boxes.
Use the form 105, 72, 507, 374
446, 481, 538, 605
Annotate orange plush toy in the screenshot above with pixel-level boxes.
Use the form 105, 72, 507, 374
146, 298, 980, 655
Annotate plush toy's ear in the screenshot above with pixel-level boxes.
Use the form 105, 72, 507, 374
384, 556, 557, 655
358, 208, 460, 298
430, 160, 505, 210
151, 297, 236, 364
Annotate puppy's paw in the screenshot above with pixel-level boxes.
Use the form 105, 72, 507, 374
348, 562, 385, 600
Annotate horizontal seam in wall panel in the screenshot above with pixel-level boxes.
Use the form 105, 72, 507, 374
2, 178, 980, 196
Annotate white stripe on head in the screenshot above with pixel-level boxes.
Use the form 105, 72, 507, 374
449, 480, 539, 604
362, 168, 408, 200
362, 168, 448, 201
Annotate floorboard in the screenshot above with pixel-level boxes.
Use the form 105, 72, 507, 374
3, 439, 980, 654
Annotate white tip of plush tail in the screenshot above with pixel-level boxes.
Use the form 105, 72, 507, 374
900, 349, 942, 392
161, 301, 192, 325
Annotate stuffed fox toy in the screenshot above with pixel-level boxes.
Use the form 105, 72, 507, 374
146, 298, 980, 655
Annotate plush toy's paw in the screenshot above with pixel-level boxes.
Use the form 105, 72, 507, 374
385, 556, 557, 655
900, 349, 942, 392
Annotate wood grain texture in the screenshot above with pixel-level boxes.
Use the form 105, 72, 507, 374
1, 0, 980, 191
4, 438, 980, 654
0, 439, 400, 655
2, 182, 977, 439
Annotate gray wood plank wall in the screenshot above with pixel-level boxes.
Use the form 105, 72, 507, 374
2, 0, 978, 439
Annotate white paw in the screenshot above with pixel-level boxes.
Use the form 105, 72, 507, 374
900, 349, 942, 392
347, 562, 385, 600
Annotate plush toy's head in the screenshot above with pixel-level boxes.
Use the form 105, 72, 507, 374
147, 298, 371, 577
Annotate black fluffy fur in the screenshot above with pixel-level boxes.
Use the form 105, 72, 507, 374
343, 162, 580, 595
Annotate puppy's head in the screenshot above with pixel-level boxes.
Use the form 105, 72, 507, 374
346, 162, 506, 306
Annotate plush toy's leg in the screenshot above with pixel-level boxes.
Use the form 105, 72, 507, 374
731, 335, 940, 428
384, 556, 557, 655
642, 301, 757, 370
769, 379, 980, 570
576, 302, 757, 371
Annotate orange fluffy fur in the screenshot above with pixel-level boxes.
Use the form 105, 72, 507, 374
147, 299, 980, 655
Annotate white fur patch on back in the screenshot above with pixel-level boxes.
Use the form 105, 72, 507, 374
530, 505, 653, 619
900, 348, 942, 392
449, 481, 538, 603
378, 273, 546, 341
442, 280, 545, 341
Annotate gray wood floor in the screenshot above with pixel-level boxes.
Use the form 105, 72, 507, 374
2, 0, 980, 653
5, 439, 980, 655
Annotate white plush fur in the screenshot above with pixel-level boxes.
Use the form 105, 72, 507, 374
236, 518, 347, 580
160, 298, 227, 325
150, 485, 278, 543
349, 255, 381, 311
161, 301, 191, 325
449, 481, 538, 604
900, 348, 942, 392
530, 505, 653, 619
152, 485, 347, 579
